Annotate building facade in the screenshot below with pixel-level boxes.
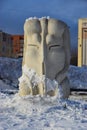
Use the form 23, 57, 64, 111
78, 18, 87, 66
0, 30, 24, 58
0, 30, 12, 57
11, 35, 24, 58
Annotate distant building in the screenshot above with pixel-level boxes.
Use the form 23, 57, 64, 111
0, 30, 12, 57
78, 18, 87, 66
11, 35, 24, 58
0, 30, 24, 58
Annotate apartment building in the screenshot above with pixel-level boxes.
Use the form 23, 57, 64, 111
11, 35, 24, 58
0, 30, 12, 57
0, 30, 24, 58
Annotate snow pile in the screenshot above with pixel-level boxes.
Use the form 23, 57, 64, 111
0, 57, 22, 88
68, 65, 87, 89
0, 57, 87, 90
0, 92, 87, 130
0, 80, 14, 90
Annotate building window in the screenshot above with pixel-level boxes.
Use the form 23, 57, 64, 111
3, 33, 6, 41
2, 45, 5, 52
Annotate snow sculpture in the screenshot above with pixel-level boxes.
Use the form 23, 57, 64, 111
19, 17, 71, 98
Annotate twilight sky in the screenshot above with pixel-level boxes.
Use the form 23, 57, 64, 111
0, 0, 87, 51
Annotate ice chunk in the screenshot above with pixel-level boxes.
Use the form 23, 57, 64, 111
19, 65, 59, 96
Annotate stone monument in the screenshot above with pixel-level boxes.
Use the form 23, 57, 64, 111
19, 17, 71, 98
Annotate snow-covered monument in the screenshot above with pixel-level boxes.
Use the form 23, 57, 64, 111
19, 17, 71, 98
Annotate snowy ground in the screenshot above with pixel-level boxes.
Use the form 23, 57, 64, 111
0, 57, 87, 130
68, 65, 87, 90
0, 92, 87, 130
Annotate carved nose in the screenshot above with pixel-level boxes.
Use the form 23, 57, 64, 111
40, 18, 47, 75
41, 37, 46, 75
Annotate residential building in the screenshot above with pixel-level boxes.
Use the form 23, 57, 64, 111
11, 35, 24, 58
0, 30, 12, 57
0, 30, 24, 58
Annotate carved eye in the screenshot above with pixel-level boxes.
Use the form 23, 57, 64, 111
32, 33, 41, 43
46, 34, 54, 44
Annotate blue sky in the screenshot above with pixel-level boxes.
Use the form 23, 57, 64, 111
0, 0, 87, 51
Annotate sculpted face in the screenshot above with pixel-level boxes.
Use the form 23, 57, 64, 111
23, 18, 70, 79
19, 18, 70, 98
46, 20, 66, 79
24, 19, 42, 76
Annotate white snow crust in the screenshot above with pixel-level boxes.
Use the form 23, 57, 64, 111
0, 92, 87, 130
26, 16, 50, 22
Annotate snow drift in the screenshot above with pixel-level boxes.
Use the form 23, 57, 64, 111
0, 57, 87, 91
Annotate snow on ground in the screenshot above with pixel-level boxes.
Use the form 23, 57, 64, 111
0, 57, 22, 88
68, 65, 87, 89
0, 57, 87, 130
0, 92, 87, 130
0, 79, 14, 90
